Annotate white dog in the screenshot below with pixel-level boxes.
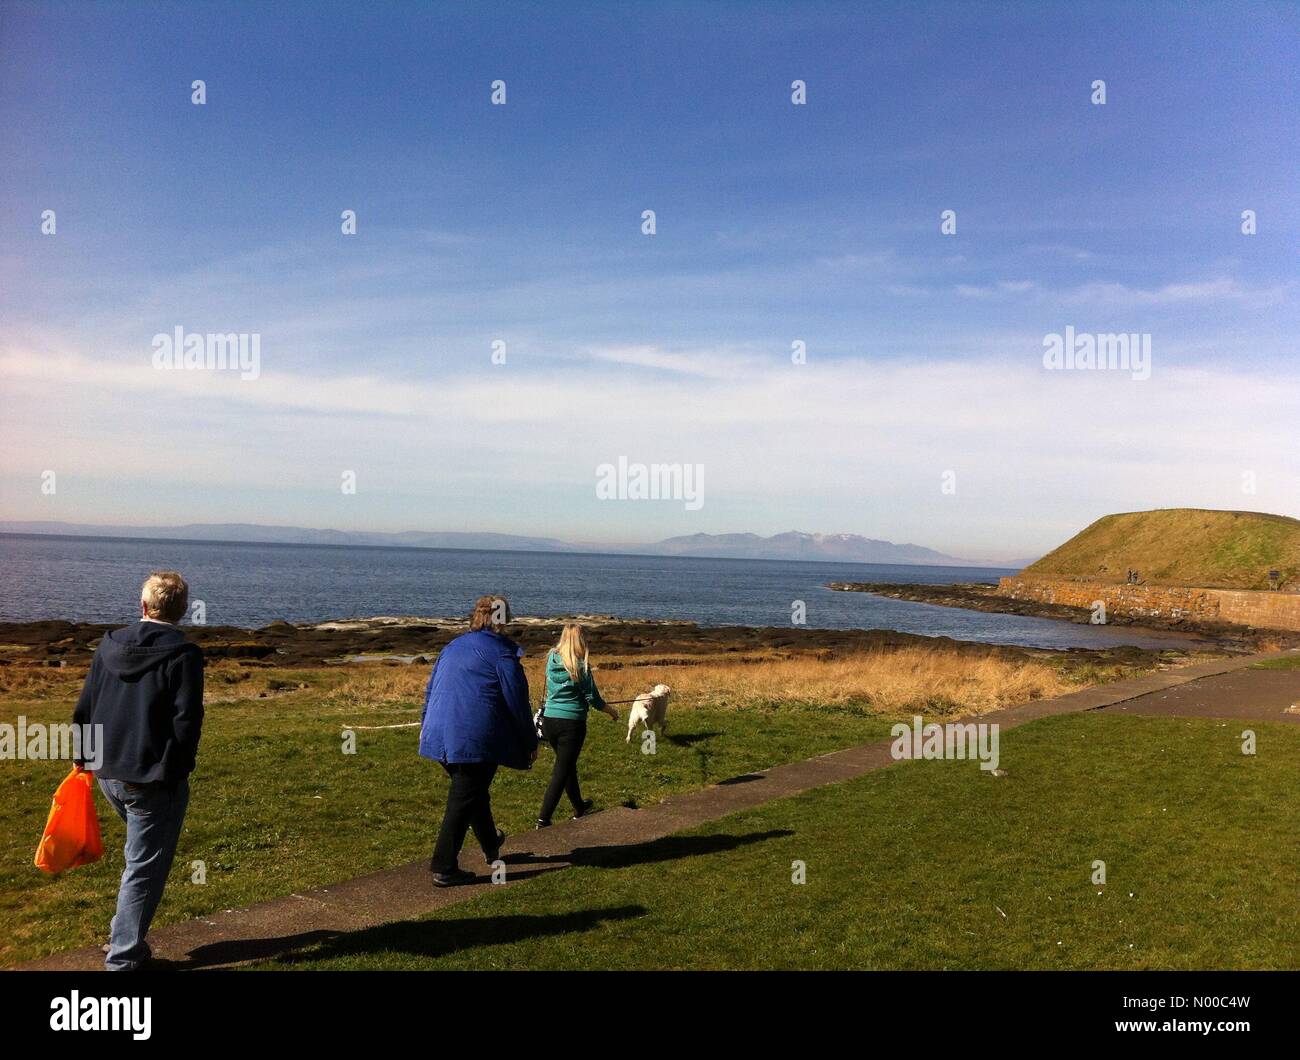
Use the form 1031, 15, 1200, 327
626, 684, 672, 742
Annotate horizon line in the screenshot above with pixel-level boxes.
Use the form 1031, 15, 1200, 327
0, 527, 1021, 571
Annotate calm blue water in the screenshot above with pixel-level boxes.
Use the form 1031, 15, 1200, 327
0, 533, 1199, 650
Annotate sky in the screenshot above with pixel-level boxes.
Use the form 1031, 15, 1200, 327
1, 0, 1297, 563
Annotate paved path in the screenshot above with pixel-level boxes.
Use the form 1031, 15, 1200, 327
18, 649, 1298, 971
1097, 665, 1300, 724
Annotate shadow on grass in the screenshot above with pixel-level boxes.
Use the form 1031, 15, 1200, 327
666, 730, 721, 747
176, 930, 343, 970
568, 828, 793, 869
267, 905, 648, 965
171, 831, 790, 969
501, 828, 793, 872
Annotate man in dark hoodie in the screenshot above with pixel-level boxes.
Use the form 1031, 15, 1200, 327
73, 570, 204, 971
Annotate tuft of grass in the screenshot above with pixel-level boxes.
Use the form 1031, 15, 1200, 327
1252, 654, 1300, 671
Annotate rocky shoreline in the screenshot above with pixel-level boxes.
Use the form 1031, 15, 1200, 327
826, 582, 1297, 649
0, 612, 1202, 672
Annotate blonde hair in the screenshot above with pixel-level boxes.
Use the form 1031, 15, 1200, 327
469, 594, 512, 632
141, 570, 189, 623
554, 623, 589, 683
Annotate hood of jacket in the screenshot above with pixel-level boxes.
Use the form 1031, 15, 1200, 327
97, 620, 196, 679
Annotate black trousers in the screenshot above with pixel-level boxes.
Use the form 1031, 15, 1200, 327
538, 715, 587, 823
431, 762, 499, 873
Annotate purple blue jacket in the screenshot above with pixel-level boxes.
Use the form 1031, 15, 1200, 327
419, 630, 537, 770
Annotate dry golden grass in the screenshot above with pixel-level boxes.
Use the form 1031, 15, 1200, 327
0, 642, 1109, 724
609, 648, 1073, 716
318, 645, 1074, 719
0, 663, 85, 701
324, 666, 428, 710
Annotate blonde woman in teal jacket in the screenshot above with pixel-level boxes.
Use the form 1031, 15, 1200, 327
535, 623, 618, 828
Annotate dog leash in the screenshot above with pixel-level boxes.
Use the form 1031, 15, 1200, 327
345, 695, 666, 732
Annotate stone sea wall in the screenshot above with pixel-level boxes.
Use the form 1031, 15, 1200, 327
996, 576, 1300, 632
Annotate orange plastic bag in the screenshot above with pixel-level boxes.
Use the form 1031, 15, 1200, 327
34, 767, 104, 874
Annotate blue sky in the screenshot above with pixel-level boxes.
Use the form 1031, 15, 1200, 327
1, 0, 1297, 561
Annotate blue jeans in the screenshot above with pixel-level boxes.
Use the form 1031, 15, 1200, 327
97, 777, 190, 971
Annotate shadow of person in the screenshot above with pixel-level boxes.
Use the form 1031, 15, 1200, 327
167, 832, 792, 968
568, 829, 793, 870
174, 929, 344, 970
268, 904, 648, 964
666, 730, 721, 747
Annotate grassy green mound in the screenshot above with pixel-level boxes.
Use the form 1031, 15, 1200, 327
1024, 509, 1300, 589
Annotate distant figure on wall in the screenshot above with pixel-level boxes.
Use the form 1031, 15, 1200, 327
418, 594, 537, 887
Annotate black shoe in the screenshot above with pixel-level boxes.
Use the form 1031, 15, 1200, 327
432, 868, 477, 888
484, 829, 506, 864
535, 818, 552, 829
572, 799, 595, 819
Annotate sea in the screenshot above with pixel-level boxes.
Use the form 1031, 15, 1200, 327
0, 532, 1200, 651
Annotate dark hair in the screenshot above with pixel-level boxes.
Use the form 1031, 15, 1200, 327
469, 594, 512, 632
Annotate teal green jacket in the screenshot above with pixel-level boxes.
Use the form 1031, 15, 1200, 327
541, 650, 607, 720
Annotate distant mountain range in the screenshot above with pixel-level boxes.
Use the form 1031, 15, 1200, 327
648, 531, 966, 564
0, 521, 987, 566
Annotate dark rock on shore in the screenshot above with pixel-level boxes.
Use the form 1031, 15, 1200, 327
0, 612, 1198, 672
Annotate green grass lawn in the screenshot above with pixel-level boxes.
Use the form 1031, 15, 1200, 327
0, 679, 895, 966
253, 712, 1300, 971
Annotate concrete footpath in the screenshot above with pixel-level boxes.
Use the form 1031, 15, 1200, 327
19, 648, 1299, 971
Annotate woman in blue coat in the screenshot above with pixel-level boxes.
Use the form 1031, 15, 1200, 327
419, 595, 538, 886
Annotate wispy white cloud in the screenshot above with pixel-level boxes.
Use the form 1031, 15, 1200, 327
1061, 278, 1291, 307
949, 276, 1290, 307
582, 345, 759, 379
955, 280, 1038, 298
